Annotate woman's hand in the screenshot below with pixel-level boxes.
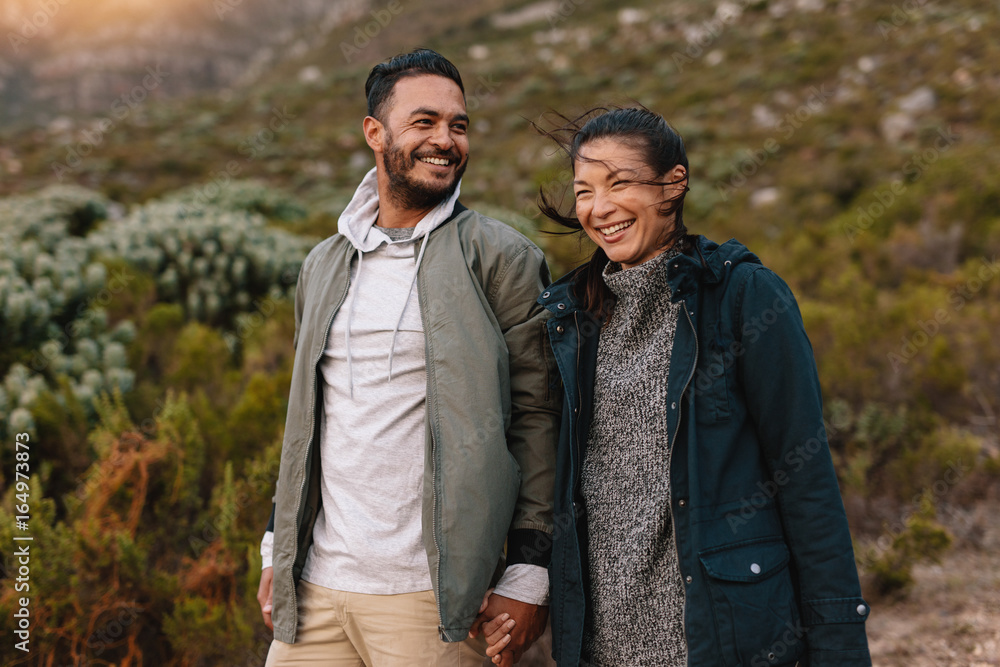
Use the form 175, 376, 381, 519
482, 611, 516, 663
472, 588, 516, 664
470, 589, 547, 666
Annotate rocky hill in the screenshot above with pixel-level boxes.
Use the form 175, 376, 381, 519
0, 0, 368, 123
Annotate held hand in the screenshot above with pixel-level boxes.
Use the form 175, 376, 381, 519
472, 588, 516, 663
257, 566, 274, 631
482, 612, 517, 662
469, 593, 548, 665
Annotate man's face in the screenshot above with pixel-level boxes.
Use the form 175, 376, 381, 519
377, 74, 469, 210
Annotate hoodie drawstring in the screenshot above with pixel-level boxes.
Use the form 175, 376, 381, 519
388, 235, 429, 381
336, 167, 461, 398
344, 249, 364, 399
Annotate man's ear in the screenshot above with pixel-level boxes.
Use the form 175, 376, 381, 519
363, 116, 384, 153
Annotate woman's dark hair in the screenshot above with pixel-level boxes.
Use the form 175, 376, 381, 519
537, 106, 692, 319
365, 48, 465, 121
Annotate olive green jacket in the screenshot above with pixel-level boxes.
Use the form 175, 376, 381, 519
268, 204, 560, 643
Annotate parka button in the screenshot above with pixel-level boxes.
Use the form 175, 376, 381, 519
750, 563, 761, 574
857, 604, 868, 616
678, 499, 687, 507
556, 325, 565, 334
685, 575, 692, 584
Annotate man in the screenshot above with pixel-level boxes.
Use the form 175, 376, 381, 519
257, 49, 559, 666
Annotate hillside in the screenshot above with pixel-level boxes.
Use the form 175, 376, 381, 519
1, 0, 999, 664
0, 0, 364, 124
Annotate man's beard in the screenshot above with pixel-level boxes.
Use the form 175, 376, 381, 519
382, 134, 466, 210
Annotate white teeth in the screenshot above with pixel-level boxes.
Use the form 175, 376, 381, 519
599, 220, 634, 236
421, 157, 450, 166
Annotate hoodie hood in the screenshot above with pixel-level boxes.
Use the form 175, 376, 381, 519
334, 166, 463, 397
337, 167, 462, 251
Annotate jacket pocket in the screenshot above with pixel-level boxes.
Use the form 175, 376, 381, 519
700, 538, 804, 666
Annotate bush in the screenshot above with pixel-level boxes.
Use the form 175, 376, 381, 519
861, 492, 952, 597
0, 391, 277, 664
0, 185, 312, 446
160, 179, 307, 222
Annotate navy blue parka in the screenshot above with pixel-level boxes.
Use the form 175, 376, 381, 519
539, 236, 872, 667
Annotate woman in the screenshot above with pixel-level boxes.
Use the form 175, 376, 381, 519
489, 107, 872, 666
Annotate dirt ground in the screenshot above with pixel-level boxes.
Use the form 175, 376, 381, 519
865, 496, 1000, 666
866, 547, 1000, 666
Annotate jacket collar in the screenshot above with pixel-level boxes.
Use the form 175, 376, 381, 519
538, 264, 586, 315
538, 236, 761, 315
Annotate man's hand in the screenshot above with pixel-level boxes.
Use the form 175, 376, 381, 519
257, 566, 274, 631
469, 593, 548, 666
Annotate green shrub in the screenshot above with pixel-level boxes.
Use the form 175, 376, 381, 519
0, 185, 310, 445
160, 179, 307, 222
862, 492, 952, 597
0, 391, 275, 664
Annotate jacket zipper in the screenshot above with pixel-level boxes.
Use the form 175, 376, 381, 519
414, 242, 447, 639
670, 301, 698, 654
570, 311, 584, 663
287, 257, 352, 637
670, 303, 698, 447
573, 313, 584, 489
430, 428, 446, 637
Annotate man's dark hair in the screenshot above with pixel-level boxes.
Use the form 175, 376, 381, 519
365, 48, 465, 121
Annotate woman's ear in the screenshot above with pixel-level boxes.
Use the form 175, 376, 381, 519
668, 164, 688, 186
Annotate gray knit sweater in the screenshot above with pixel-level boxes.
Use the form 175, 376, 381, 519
580, 248, 687, 666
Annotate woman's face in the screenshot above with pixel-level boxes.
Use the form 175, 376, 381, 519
573, 138, 687, 270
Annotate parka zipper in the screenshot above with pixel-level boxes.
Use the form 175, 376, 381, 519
670, 301, 699, 653
570, 311, 585, 662
573, 313, 584, 489
287, 258, 351, 637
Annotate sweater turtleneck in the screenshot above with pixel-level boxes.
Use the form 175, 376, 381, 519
580, 246, 688, 667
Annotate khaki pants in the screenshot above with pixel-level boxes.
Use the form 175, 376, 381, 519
265, 580, 487, 666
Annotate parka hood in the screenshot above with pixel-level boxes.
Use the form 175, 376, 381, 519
540, 236, 762, 315
669, 236, 761, 300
